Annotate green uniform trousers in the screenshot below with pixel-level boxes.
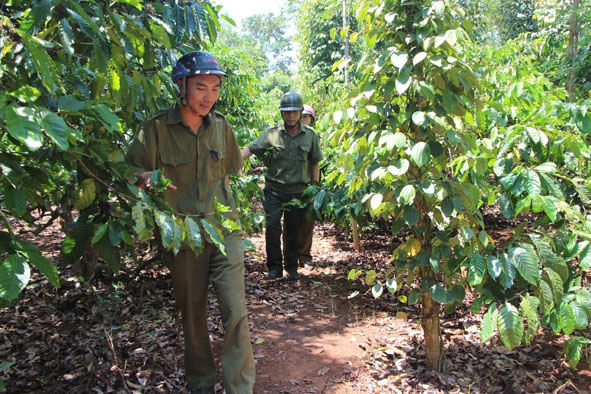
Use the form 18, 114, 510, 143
164, 235, 255, 394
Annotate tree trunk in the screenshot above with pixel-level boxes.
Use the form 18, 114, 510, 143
351, 218, 360, 251
420, 267, 444, 371
567, 0, 580, 102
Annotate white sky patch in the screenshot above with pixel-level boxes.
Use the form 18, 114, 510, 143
214, 0, 286, 28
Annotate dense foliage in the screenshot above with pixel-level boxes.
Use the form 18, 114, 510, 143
302, 0, 591, 371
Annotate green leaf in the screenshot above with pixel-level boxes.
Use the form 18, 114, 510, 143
398, 185, 416, 205
40, 109, 78, 150
372, 283, 383, 299
520, 294, 540, 344
92, 222, 109, 245
497, 302, 524, 350
410, 142, 430, 168
184, 216, 203, 255
487, 255, 501, 280
430, 284, 448, 304
543, 268, 564, 305
97, 234, 121, 273
5, 106, 44, 151
369, 193, 383, 214
403, 207, 419, 226
58, 17, 75, 56
347, 268, 363, 281
73, 179, 97, 210
132, 202, 153, 241
390, 52, 408, 70
313, 189, 326, 212
201, 218, 225, 255
0, 255, 31, 301
579, 244, 591, 269
498, 253, 516, 289
538, 279, 554, 316
365, 270, 377, 285
395, 72, 412, 94
450, 285, 466, 303
468, 252, 485, 286
525, 170, 541, 195
542, 196, 557, 223
154, 210, 174, 249
93, 104, 122, 133
4, 186, 27, 216
564, 337, 591, 369
412, 51, 427, 65
510, 245, 540, 285
559, 304, 575, 335
388, 159, 410, 176
408, 289, 421, 305
412, 111, 426, 126
442, 90, 456, 113
20, 32, 57, 93
570, 302, 589, 329
480, 304, 498, 342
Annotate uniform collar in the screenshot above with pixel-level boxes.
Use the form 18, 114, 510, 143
167, 104, 212, 130
282, 122, 307, 136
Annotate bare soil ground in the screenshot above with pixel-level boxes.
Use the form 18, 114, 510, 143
1, 220, 591, 394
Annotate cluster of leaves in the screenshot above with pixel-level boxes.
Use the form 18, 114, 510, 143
0, 0, 242, 305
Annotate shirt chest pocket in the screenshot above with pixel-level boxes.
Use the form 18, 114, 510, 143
203, 145, 227, 181
293, 142, 311, 162
159, 151, 193, 187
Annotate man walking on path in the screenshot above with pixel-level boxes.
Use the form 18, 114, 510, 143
126, 51, 255, 394
241, 92, 323, 281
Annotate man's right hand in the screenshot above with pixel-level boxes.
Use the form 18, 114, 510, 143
134, 171, 177, 191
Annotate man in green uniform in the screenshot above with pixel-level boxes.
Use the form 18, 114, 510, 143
241, 92, 323, 280
125, 51, 255, 394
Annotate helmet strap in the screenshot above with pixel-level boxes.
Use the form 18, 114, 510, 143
179, 77, 188, 106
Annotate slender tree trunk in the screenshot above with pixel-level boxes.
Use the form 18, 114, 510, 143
567, 0, 580, 102
342, 0, 349, 89
420, 267, 444, 371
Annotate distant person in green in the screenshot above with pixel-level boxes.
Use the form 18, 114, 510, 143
299, 104, 317, 270
241, 92, 323, 280
125, 51, 255, 394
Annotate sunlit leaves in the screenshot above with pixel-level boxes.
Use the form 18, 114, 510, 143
396, 72, 412, 94
5, 106, 44, 151
390, 52, 408, 70
398, 185, 416, 205
409, 142, 430, 167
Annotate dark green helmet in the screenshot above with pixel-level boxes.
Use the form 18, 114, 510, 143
279, 92, 303, 111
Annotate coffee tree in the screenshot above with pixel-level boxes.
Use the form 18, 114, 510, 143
0, 0, 232, 305
329, 0, 591, 371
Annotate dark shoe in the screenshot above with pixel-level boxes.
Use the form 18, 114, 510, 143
286, 270, 299, 280
301, 260, 314, 270
189, 387, 215, 394
264, 270, 283, 280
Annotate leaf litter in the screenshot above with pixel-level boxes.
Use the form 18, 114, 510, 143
0, 220, 590, 393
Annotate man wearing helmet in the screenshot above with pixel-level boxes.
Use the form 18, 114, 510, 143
241, 92, 323, 281
126, 51, 255, 394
